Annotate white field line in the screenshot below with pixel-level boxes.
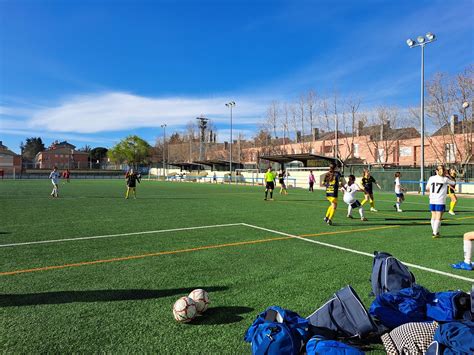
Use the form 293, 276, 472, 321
0, 223, 243, 248
242, 223, 474, 283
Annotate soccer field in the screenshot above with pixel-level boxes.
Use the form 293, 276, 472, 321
1, 180, 473, 353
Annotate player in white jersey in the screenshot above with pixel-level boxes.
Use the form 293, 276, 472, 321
426, 165, 455, 238
341, 175, 367, 221
451, 231, 474, 271
49, 166, 60, 198
393, 172, 405, 212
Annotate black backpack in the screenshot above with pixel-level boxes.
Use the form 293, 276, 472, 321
370, 251, 416, 297
306, 285, 378, 339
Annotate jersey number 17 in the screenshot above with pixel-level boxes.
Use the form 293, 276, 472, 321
431, 182, 443, 193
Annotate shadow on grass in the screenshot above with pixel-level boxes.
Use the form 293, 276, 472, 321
189, 306, 254, 325
0, 232, 10, 234
0, 286, 228, 307
399, 209, 474, 213
383, 218, 429, 221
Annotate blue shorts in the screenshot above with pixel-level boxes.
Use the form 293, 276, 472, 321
430, 204, 445, 212
395, 193, 404, 198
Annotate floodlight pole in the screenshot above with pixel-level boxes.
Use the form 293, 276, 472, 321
407, 33, 435, 195
420, 43, 425, 195
225, 102, 236, 183
161, 124, 167, 179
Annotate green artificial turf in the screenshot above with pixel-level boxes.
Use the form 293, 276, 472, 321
1, 180, 473, 353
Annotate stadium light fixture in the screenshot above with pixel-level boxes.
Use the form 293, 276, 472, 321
406, 32, 436, 195
225, 101, 236, 183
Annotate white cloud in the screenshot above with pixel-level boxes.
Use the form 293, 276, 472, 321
17, 92, 268, 133
0, 128, 117, 144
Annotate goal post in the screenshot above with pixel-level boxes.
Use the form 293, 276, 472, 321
285, 167, 328, 189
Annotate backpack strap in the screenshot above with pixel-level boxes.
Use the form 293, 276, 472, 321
370, 252, 386, 297
335, 287, 375, 337
326, 298, 348, 335
254, 327, 274, 355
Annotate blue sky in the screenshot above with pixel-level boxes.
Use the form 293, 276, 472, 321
1, 0, 473, 153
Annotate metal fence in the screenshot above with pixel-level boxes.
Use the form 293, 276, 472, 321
345, 164, 474, 193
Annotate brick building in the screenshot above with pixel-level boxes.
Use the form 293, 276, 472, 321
235, 118, 473, 167
0, 141, 22, 174
35, 141, 89, 169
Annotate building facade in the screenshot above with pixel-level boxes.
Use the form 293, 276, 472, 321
0, 141, 21, 174
35, 141, 89, 169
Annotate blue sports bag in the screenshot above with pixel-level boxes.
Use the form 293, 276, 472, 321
244, 306, 309, 355
306, 336, 365, 355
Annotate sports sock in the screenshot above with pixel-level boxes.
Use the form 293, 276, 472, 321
270, 191, 273, 199
430, 219, 435, 233
126, 189, 129, 198
326, 205, 332, 218
396, 202, 401, 210
449, 200, 457, 212
464, 239, 472, 264
328, 206, 336, 220
347, 205, 352, 216
359, 207, 364, 218
370, 200, 375, 208
361, 198, 367, 206
433, 220, 441, 235
265, 190, 268, 199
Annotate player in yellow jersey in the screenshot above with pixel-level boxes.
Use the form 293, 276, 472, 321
264, 167, 277, 201
447, 168, 458, 216
323, 163, 342, 225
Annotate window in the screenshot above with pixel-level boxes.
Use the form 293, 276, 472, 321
323, 146, 332, 154
445, 144, 455, 163
353, 143, 359, 157
399, 146, 412, 157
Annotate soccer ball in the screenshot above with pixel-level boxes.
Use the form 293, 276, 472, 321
172, 297, 197, 323
188, 289, 210, 314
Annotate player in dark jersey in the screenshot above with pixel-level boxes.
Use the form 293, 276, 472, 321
125, 168, 141, 199
278, 169, 289, 195
360, 169, 381, 212
447, 168, 458, 216
323, 163, 342, 225
264, 167, 277, 201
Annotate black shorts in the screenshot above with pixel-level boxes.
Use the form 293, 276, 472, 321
127, 183, 136, 188
351, 200, 362, 208
266, 181, 275, 190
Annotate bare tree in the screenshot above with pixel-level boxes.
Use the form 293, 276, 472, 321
279, 102, 291, 153
338, 96, 361, 162
266, 101, 280, 140
306, 90, 317, 142
365, 106, 404, 165
425, 66, 474, 166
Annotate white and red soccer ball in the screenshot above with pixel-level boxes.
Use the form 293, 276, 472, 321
188, 289, 210, 314
172, 297, 197, 323
172, 289, 210, 323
